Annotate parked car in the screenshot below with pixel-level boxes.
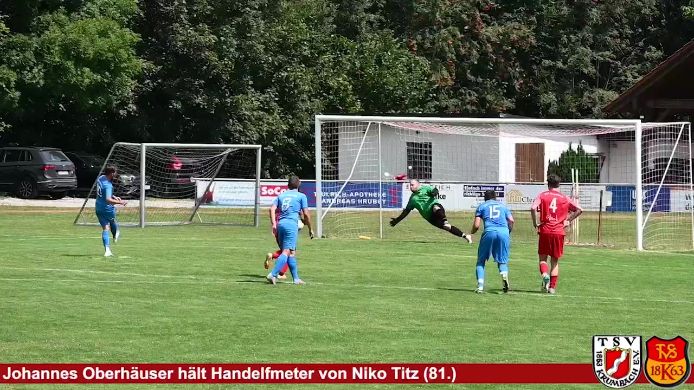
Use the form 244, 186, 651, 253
149, 154, 201, 198
113, 173, 150, 199
0, 147, 77, 199
65, 151, 151, 199
64, 152, 104, 192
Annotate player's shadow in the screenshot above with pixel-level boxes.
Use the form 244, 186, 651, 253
236, 274, 270, 284
507, 288, 546, 295
436, 287, 478, 293
61, 254, 97, 258
238, 274, 266, 279
438, 287, 542, 295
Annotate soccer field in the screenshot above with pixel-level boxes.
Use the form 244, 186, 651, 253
0, 208, 692, 389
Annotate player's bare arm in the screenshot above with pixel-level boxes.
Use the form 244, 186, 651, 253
530, 208, 539, 230
507, 215, 515, 233
270, 204, 278, 234
301, 209, 314, 239
471, 216, 482, 234
566, 205, 583, 225
107, 195, 126, 206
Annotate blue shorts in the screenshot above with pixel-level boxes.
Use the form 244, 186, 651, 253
477, 230, 510, 264
277, 220, 299, 250
96, 209, 116, 228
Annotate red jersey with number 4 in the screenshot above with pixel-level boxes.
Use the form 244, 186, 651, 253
531, 189, 580, 235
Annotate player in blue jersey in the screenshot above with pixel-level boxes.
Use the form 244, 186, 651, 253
267, 176, 314, 285
470, 190, 514, 293
95, 166, 128, 257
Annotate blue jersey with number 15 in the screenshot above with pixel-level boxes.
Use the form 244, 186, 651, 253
475, 200, 512, 233
274, 189, 308, 223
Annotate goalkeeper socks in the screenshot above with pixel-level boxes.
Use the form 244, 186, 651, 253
476, 260, 485, 289
550, 275, 558, 289
449, 226, 464, 237
539, 262, 549, 276
287, 257, 299, 281
272, 254, 288, 277
101, 230, 110, 249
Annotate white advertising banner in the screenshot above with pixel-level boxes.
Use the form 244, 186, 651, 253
400, 183, 502, 211
670, 189, 693, 212
195, 180, 256, 207
400, 183, 610, 212
195, 180, 294, 207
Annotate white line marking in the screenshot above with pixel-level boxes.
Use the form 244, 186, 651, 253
0, 278, 225, 285
0, 267, 198, 279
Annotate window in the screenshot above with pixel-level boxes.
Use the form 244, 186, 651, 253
3, 150, 21, 162
20, 150, 33, 162
323, 122, 339, 180
406, 142, 432, 180
41, 150, 70, 162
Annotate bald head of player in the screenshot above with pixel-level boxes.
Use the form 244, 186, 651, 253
288, 175, 301, 190
547, 174, 560, 189
409, 179, 421, 192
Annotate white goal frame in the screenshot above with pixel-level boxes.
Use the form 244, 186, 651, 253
75, 142, 262, 228
314, 115, 693, 251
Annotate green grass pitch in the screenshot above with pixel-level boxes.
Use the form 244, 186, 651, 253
0, 208, 692, 390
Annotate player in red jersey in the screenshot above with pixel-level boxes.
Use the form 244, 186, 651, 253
530, 174, 583, 294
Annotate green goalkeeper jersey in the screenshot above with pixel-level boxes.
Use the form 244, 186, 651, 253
405, 185, 439, 221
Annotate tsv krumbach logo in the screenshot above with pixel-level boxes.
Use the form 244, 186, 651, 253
593, 335, 642, 388
644, 336, 691, 388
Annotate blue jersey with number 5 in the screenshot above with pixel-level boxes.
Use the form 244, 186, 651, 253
274, 189, 308, 223
475, 200, 512, 233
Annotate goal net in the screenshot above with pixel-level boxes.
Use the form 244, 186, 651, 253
315, 116, 693, 251
75, 143, 262, 227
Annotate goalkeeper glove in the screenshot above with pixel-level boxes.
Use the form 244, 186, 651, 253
430, 187, 439, 197
389, 217, 400, 227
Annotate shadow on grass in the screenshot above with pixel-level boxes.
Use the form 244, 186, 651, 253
506, 288, 546, 294
238, 274, 266, 279
61, 254, 99, 258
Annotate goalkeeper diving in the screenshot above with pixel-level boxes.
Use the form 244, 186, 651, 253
390, 179, 473, 243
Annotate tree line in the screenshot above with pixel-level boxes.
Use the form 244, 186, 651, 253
0, 0, 692, 178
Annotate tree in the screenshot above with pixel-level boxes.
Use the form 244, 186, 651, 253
0, 0, 143, 151
547, 143, 601, 183
514, 0, 668, 118
683, 0, 694, 19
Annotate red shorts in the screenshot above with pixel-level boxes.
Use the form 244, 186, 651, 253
538, 233, 565, 259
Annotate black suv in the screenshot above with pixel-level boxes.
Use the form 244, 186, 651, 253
0, 147, 77, 199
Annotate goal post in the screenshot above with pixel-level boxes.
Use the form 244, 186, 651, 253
314, 115, 693, 251
74, 143, 262, 227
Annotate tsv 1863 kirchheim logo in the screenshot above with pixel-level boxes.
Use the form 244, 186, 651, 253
593, 336, 642, 388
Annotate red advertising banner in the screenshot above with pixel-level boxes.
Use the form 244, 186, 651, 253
1, 363, 693, 385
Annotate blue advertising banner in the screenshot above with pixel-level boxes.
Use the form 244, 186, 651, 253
606, 185, 670, 212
